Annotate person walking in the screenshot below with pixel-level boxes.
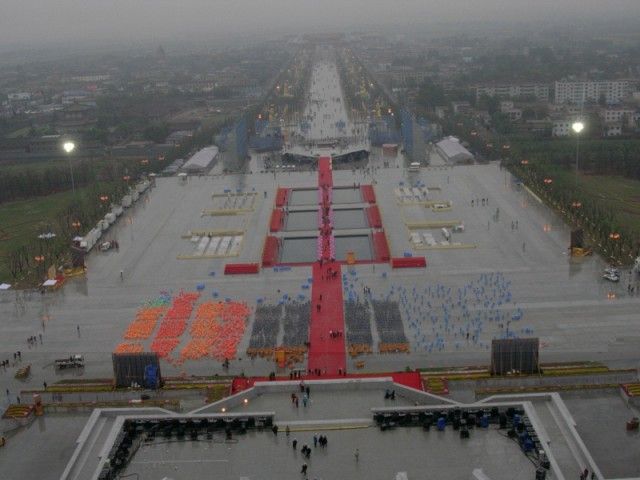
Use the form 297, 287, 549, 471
301, 463, 308, 475
292, 438, 298, 450
286, 425, 290, 437
354, 448, 359, 462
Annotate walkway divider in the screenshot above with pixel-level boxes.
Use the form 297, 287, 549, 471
270, 209, 284, 232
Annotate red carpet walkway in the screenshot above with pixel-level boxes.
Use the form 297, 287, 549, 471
307, 155, 345, 374
308, 261, 345, 375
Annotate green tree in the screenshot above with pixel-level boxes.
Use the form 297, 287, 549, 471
416, 79, 446, 111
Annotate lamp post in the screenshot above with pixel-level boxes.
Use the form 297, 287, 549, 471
572, 121, 584, 187
62, 141, 76, 195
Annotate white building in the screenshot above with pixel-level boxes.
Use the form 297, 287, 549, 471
182, 145, 219, 174
451, 101, 471, 115
552, 119, 575, 137
475, 84, 549, 102
600, 108, 636, 127
435, 136, 474, 164
7, 92, 31, 102
603, 124, 622, 137
554, 80, 629, 105
500, 101, 522, 121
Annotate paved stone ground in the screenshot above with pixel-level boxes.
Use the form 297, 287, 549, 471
120, 424, 535, 480
1, 160, 640, 399
0, 413, 89, 480
562, 390, 640, 478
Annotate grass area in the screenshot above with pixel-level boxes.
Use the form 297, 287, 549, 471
0, 190, 81, 281
5, 126, 31, 138
1, 158, 68, 174
575, 174, 640, 232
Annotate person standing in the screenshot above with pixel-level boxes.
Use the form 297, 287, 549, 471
354, 448, 359, 462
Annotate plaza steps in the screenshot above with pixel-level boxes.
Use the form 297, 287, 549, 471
2, 404, 33, 419
622, 383, 640, 397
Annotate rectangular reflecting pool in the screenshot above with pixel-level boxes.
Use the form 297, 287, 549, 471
334, 234, 372, 261
285, 210, 318, 231
333, 208, 367, 229
280, 237, 318, 263
332, 187, 361, 204
289, 189, 318, 206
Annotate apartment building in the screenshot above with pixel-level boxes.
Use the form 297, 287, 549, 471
554, 80, 629, 105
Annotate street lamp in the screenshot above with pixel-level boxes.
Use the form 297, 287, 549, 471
34, 255, 45, 277
62, 141, 76, 194
572, 121, 584, 186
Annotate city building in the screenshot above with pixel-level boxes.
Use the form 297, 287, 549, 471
475, 84, 549, 102
56, 102, 97, 133
434, 106, 448, 120
600, 107, 637, 127
165, 130, 194, 146
450, 101, 471, 115
602, 124, 622, 137
554, 80, 629, 105
552, 119, 580, 137
435, 136, 474, 163
500, 101, 522, 121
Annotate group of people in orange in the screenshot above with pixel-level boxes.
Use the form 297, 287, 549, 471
115, 292, 251, 365
180, 301, 250, 363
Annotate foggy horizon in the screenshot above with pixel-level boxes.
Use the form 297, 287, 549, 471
1, 0, 640, 49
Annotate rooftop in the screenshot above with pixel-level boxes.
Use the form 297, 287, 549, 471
435, 136, 473, 159
182, 145, 219, 171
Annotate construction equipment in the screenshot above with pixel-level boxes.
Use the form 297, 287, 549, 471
570, 229, 593, 257
15, 364, 31, 379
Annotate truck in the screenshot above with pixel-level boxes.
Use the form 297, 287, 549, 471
55, 354, 85, 370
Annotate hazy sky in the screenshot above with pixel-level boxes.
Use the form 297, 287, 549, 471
1, 0, 639, 47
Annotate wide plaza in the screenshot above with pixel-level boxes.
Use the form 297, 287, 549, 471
1, 157, 639, 392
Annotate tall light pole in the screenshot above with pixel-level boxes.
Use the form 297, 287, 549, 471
572, 121, 584, 187
63, 141, 76, 195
